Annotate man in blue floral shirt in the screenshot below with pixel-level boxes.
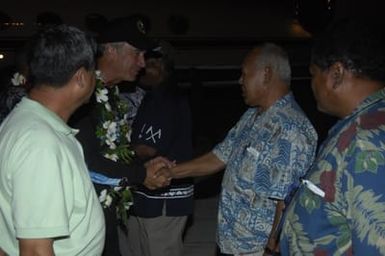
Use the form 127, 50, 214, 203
280, 20, 385, 255
170, 43, 317, 255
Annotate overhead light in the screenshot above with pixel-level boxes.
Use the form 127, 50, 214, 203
0, 54, 4, 59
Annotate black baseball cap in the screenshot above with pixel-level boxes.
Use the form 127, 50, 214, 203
98, 16, 158, 51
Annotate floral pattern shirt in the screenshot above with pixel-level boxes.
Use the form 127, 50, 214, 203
280, 89, 385, 255
213, 93, 317, 254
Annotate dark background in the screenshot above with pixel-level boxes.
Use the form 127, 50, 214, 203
1, 0, 383, 195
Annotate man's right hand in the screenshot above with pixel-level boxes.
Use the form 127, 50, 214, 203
143, 159, 172, 190
144, 156, 175, 169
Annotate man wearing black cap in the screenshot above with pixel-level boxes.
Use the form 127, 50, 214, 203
70, 16, 170, 256
97, 16, 158, 85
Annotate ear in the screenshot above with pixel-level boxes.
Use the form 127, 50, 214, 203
263, 66, 272, 85
73, 67, 86, 89
329, 62, 345, 89
108, 44, 119, 56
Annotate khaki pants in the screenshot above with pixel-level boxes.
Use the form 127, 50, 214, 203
119, 215, 188, 256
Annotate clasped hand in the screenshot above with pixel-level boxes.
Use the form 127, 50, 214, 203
143, 156, 175, 190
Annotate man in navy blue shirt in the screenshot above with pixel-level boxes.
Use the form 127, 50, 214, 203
123, 43, 194, 256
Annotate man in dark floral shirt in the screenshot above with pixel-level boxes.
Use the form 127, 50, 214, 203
280, 19, 385, 255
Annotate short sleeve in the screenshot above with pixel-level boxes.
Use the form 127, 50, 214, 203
11, 134, 70, 239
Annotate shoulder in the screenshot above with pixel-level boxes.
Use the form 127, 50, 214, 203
336, 109, 385, 153
3, 111, 63, 152
276, 99, 316, 135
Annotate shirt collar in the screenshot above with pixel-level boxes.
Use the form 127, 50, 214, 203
21, 97, 78, 136
354, 88, 385, 114
328, 88, 385, 137
256, 92, 294, 114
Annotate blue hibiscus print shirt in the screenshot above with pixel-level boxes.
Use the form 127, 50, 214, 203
213, 92, 317, 254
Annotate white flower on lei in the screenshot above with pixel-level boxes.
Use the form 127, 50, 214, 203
119, 114, 128, 126
103, 120, 116, 131
96, 87, 109, 103
115, 86, 119, 94
104, 102, 112, 112
106, 139, 117, 150
104, 153, 118, 162
103, 121, 118, 148
124, 201, 133, 210
126, 129, 132, 143
105, 195, 113, 207
99, 189, 107, 202
11, 72, 26, 86
99, 189, 113, 208
114, 186, 122, 192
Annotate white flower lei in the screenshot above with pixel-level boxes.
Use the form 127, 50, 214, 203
94, 71, 135, 225
94, 71, 135, 164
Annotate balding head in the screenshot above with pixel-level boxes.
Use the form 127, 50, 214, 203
246, 43, 291, 85
239, 43, 291, 110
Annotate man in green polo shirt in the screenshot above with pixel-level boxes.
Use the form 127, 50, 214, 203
0, 25, 105, 255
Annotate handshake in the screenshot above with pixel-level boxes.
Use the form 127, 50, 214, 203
143, 156, 176, 190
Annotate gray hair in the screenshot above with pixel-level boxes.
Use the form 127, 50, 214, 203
97, 42, 126, 57
255, 43, 291, 85
108, 42, 126, 50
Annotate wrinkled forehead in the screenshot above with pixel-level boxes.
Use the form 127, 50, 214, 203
242, 48, 263, 71
244, 48, 262, 66
125, 42, 142, 52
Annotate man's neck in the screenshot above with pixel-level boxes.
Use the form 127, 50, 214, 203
28, 87, 74, 122
337, 79, 384, 118
260, 83, 290, 112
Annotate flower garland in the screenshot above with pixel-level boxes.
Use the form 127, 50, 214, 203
95, 71, 135, 164
98, 185, 133, 227
94, 70, 135, 226
11, 72, 26, 86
